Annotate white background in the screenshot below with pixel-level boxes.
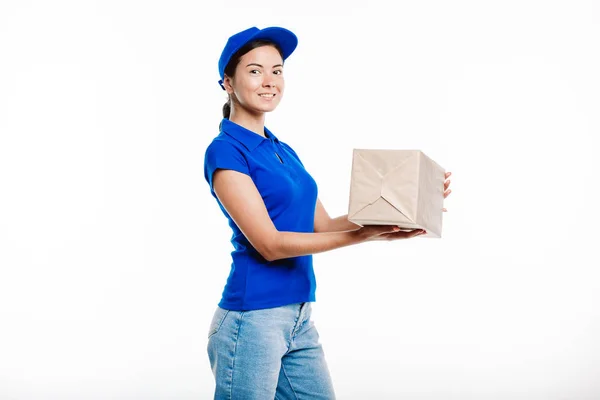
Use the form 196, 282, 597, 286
1, 0, 599, 399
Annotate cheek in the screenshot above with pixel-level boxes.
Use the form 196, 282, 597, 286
234, 80, 259, 101
246, 78, 265, 94
275, 78, 285, 96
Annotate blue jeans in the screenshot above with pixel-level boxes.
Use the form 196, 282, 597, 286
207, 302, 336, 399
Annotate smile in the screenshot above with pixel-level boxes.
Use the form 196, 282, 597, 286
258, 94, 275, 98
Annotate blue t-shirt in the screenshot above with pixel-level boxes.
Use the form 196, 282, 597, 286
203, 118, 319, 311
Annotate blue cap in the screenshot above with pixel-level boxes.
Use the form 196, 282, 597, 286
218, 26, 298, 90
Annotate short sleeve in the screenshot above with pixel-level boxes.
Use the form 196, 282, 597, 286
204, 140, 250, 190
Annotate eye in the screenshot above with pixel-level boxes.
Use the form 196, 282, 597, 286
249, 69, 261, 75
273, 69, 283, 75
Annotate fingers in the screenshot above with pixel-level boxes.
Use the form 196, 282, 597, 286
366, 225, 403, 238
443, 171, 452, 205
385, 228, 426, 239
367, 226, 427, 240
413, 229, 427, 237
401, 229, 426, 239
443, 172, 452, 199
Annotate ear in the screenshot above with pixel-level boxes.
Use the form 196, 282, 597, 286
222, 75, 234, 94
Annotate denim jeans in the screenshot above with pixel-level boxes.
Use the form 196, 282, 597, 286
207, 302, 336, 399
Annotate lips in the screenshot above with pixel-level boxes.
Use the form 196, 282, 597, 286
258, 93, 276, 98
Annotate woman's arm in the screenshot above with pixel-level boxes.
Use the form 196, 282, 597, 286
313, 198, 360, 233
212, 169, 422, 262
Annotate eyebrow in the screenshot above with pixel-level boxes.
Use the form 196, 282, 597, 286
246, 63, 284, 69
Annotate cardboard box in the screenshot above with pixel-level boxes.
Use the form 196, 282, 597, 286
347, 149, 446, 238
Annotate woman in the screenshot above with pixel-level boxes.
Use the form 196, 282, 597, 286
204, 26, 452, 399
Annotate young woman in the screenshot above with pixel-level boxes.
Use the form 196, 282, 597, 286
204, 26, 452, 399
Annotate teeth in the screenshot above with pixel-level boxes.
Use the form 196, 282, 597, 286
259, 94, 274, 97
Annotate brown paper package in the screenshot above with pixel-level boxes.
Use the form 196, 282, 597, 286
347, 149, 446, 238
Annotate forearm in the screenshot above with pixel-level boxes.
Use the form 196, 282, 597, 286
327, 214, 361, 232
266, 229, 365, 261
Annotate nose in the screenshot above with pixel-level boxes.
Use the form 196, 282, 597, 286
262, 73, 276, 88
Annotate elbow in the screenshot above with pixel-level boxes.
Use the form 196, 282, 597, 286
262, 252, 278, 262
256, 232, 282, 262
260, 247, 280, 262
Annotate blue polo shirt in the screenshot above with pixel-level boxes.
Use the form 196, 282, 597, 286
203, 118, 319, 311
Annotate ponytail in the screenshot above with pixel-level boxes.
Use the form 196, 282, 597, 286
219, 96, 231, 130
222, 96, 231, 119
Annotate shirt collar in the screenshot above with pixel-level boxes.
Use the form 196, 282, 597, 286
220, 119, 279, 151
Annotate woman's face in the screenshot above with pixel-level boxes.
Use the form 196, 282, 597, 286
226, 45, 285, 115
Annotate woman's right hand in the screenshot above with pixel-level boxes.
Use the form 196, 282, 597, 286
356, 225, 427, 241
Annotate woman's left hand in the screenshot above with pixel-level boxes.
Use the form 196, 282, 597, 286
443, 171, 452, 212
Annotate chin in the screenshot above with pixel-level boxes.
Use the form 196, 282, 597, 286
255, 104, 280, 113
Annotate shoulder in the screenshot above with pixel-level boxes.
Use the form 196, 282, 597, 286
204, 135, 246, 161
203, 135, 251, 186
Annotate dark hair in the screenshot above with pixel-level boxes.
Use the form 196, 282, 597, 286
221, 39, 284, 121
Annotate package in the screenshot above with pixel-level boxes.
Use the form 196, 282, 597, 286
347, 149, 446, 238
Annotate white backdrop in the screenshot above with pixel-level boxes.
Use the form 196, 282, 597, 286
1, 0, 599, 399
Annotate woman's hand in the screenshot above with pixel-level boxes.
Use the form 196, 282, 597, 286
443, 171, 452, 212
357, 225, 427, 242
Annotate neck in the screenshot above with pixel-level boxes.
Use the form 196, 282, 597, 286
229, 107, 266, 138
